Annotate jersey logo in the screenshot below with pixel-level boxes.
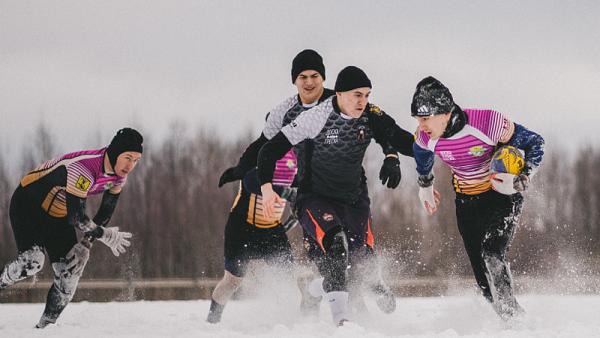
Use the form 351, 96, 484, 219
104, 181, 115, 190
76, 175, 91, 191
417, 105, 429, 114
325, 129, 339, 144
369, 104, 383, 116
286, 159, 295, 170
469, 145, 486, 157
440, 150, 455, 161
357, 125, 366, 142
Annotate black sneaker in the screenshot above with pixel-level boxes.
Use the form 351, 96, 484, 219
206, 299, 225, 324
35, 315, 56, 329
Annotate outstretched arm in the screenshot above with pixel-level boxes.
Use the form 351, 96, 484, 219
66, 193, 97, 232
92, 191, 120, 227
413, 143, 439, 215
218, 133, 268, 187
369, 110, 414, 157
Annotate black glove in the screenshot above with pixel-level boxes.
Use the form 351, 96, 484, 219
513, 173, 530, 192
379, 156, 401, 189
218, 166, 246, 187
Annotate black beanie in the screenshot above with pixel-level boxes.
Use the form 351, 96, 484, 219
106, 128, 143, 169
291, 49, 326, 83
411, 76, 456, 116
334, 66, 372, 92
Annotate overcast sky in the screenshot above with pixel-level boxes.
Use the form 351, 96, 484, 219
1, 0, 599, 164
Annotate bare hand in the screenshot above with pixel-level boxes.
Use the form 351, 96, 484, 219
261, 183, 284, 219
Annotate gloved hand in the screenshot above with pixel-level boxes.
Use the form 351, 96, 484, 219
98, 227, 132, 257
491, 173, 529, 195
64, 240, 91, 276
379, 156, 401, 189
513, 173, 530, 192
218, 166, 246, 187
418, 185, 440, 215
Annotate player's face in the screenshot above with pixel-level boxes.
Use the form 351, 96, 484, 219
114, 151, 142, 177
336, 87, 371, 118
415, 113, 452, 139
294, 70, 324, 105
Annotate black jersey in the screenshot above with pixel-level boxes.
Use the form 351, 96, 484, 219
280, 97, 388, 203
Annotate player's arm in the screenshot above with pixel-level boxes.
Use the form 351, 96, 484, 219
257, 132, 293, 219
369, 107, 414, 189
502, 123, 545, 177
66, 193, 97, 232
219, 98, 295, 187
369, 108, 415, 157
258, 105, 328, 218
414, 142, 440, 215
92, 190, 121, 227
218, 133, 268, 187
493, 122, 545, 192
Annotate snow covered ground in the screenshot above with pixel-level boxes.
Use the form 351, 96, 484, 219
2, 294, 599, 337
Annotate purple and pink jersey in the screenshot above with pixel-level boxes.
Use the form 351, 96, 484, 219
20, 148, 126, 217
415, 109, 514, 195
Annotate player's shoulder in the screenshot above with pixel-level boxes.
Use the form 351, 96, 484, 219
368, 103, 384, 116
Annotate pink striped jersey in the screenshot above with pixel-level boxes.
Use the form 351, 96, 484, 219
415, 109, 514, 195
20, 148, 126, 217
272, 149, 297, 188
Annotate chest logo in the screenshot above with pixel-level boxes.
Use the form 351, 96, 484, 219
440, 150, 455, 161
286, 159, 295, 170
325, 128, 339, 144
469, 145, 486, 157
357, 125, 366, 142
76, 175, 91, 191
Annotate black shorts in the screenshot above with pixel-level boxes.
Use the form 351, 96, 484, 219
223, 179, 295, 277
296, 191, 373, 257
223, 211, 293, 277
9, 186, 77, 263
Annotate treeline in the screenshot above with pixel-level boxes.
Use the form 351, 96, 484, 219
1, 124, 599, 283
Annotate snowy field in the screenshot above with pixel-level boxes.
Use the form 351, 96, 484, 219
2, 294, 599, 337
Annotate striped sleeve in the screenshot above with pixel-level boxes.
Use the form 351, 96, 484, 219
65, 162, 95, 198
262, 95, 298, 139
414, 129, 429, 150
468, 109, 513, 144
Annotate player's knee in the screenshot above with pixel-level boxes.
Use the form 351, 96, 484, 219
21, 246, 45, 276
321, 231, 349, 293
324, 230, 348, 257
